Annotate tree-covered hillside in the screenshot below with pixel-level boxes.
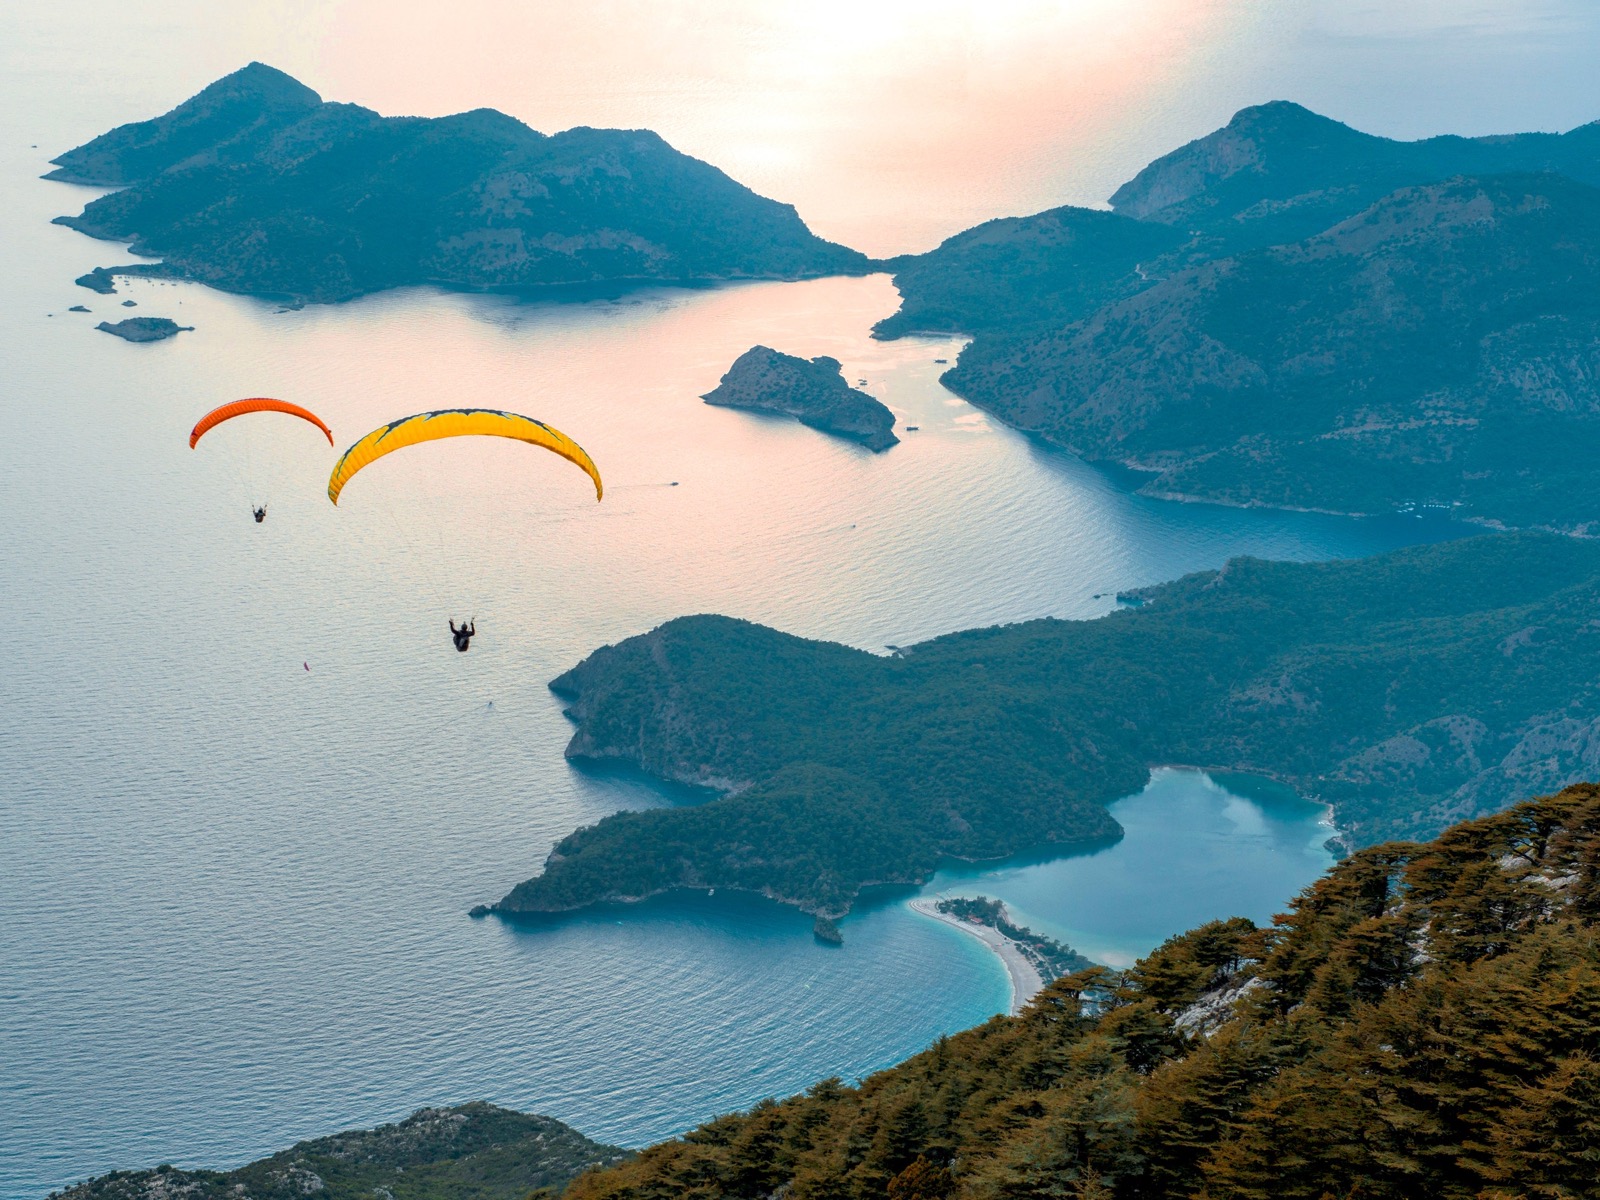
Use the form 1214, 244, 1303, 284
562, 784, 1600, 1200
51, 1104, 627, 1200
944, 174, 1600, 530
489, 532, 1600, 918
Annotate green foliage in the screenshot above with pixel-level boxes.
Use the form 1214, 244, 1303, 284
565, 786, 1600, 1199
500, 531, 1600, 916
52, 1103, 628, 1200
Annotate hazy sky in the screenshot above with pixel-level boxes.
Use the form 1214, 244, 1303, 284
9, 1, 1600, 253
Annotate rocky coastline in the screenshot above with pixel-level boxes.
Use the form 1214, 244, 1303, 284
95, 317, 192, 342
702, 345, 898, 451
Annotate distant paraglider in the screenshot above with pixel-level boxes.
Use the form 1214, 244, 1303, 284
189, 398, 334, 449
191, 398, 335, 523
325, 408, 603, 505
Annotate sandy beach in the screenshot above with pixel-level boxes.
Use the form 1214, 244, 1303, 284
908, 898, 1044, 1016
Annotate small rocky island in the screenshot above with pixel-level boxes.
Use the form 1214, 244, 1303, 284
95, 317, 192, 342
74, 268, 117, 294
702, 345, 898, 451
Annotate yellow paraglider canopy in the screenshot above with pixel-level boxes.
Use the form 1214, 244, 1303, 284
327, 408, 603, 505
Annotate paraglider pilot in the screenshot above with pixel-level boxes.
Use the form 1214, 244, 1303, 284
450, 619, 476, 652
253, 505, 267, 523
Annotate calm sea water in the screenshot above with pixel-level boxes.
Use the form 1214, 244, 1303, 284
3, 4, 1593, 1197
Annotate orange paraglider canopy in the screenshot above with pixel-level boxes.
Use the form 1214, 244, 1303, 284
189, 398, 334, 449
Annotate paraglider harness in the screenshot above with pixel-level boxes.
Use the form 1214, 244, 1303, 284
450, 619, 476, 652
253, 505, 267, 523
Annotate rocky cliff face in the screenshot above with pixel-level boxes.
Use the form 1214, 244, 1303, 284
702, 345, 897, 451
49, 65, 871, 303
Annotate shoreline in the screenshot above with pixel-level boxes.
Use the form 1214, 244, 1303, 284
908, 897, 1043, 1015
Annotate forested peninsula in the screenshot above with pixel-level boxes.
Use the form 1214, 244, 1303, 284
880, 102, 1600, 530
487, 531, 1600, 919
564, 786, 1600, 1200
47, 63, 868, 303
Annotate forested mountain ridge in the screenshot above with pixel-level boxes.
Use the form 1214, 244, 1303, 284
487, 532, 1600, 919
945, 173, 1600, 529
561, 784, 1600, 1200
50, 1103, 627, 1200
48, 63, 869, 303
881, 104, 1600, 529
1109, 99, 1600, 243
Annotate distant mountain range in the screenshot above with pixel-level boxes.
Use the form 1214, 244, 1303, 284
48, 80, 1600, 525
48, 63, 868, 303
881, 101, 1600, 530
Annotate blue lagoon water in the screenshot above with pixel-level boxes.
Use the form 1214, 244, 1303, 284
922, 770, 1339, 970
6, 3, 1587, 1195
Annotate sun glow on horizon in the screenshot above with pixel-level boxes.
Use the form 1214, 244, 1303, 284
305, 0, 1259, 254
21, 1, 1592, 257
